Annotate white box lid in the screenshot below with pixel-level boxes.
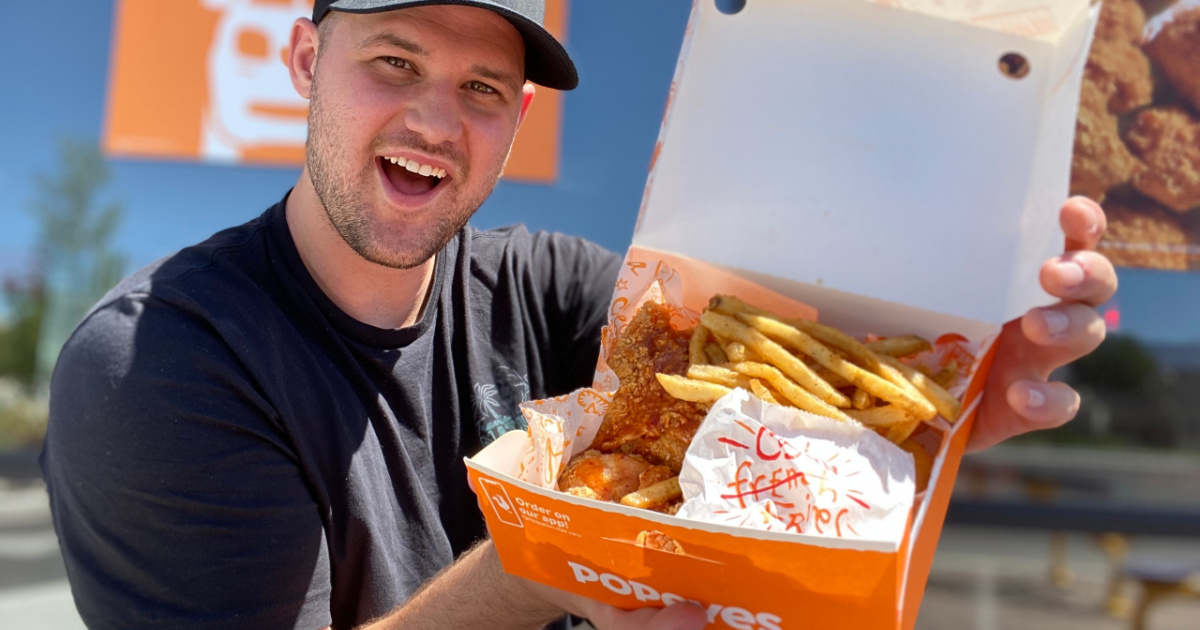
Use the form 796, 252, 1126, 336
633, 0, 1096, 326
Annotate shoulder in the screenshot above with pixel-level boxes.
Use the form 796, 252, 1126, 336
88, 213, 273, 321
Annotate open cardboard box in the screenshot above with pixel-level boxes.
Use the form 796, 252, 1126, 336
467, 0, 1099, 627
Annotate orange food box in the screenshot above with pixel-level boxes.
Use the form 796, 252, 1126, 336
467, 1, 1099, 628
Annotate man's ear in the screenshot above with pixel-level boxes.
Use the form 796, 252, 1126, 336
287, 18, 320, 99
516, 83, 536, 129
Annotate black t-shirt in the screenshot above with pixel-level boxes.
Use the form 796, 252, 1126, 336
40, 194, 622, 629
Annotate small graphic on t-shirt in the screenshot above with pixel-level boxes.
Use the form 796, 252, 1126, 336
478, 478, 524, 528
474, 366, 531, 445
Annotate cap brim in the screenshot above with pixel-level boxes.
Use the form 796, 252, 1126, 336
326, 0, 578, 90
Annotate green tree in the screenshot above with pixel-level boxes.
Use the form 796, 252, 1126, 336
29, 138, 126, 386
0, 272, 46, 389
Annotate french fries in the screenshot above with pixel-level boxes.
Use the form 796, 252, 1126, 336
728, 361, 852, 422
748, 379, 780, 405
687, 364, 750, 389
658, 294, 967, 447
877, 355, 962, 422
689, 324, 710, 366
700, 311, 850, 408
655, 373, 733, 404
620, 476, 682, 510
866, 335, 932, 358
734, 312, 936, 421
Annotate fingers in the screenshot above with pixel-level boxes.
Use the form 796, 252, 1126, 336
1004, 380, 1081, 432
586, 603, 708, 630
1060, 196, 1106, 251
1020, 303, 1106, 362
1039, 250, 1118, 306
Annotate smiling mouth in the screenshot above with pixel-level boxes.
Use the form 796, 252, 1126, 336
380, 156, 449, 197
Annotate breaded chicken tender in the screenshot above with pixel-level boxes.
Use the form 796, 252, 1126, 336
590, 302, 709, 473
1144, 6, 1200, 113
1126, 107, 1200, 212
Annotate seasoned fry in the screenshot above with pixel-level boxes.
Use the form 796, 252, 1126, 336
727, 361, 851, 422
700, 311, 850, 408
815, 367, 852, 389
711, 295, 883, 371
687, 364, 749, 389
865, 335, 932, 358
845, 405, 911, 428
932, 362, 958, 389
877, 355, 962, 422
709, 294, 770, 318
748, 379, 780, 405
689, 325, 710, 366
620, 476, 682, 510
786, 318, 882, 371
852, 388, 873, 410
704, 343, 728, 365
735, 312, 935, 420
655, 373, 732, 404
724, 341, 749, 363
885, 417, 923, 444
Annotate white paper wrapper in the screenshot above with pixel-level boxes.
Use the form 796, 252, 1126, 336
676, 390, 916, 544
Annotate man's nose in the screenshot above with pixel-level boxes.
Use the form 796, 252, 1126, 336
403, 82, 464, 146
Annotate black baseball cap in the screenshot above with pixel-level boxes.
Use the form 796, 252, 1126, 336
312, 0, 578, 90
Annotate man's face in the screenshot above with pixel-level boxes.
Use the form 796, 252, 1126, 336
306, 6, 527, 269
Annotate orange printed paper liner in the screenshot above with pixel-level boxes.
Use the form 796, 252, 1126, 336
518, 252, 984, 542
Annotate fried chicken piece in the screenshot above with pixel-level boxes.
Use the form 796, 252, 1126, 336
1126, 107, 1200, 212
1095, 0, 1146, 44
557, 449, 652, 502
1070, 80, 1143, 202
1097, 196, 1193, 270
1084, 37, 1153, 115
1144, 7, 1200, 113
590, 302, 709, 473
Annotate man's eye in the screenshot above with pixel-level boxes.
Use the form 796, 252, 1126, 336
383, 57, 414, 71
468, 81, 497, 95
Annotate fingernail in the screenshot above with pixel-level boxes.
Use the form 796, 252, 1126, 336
1041, 309, 1070, 337
1057, 260, 1085, 288
1025, 386, 1046, 409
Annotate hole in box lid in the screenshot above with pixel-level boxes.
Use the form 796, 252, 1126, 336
998, 52, 1031, 79
715, 0, 746, 15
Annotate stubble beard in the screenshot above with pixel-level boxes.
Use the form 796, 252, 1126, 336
305, 75, 505, 270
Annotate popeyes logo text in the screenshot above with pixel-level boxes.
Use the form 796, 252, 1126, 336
568, 561, 783, 630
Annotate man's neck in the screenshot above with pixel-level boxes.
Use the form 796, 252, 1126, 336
285, 172, 437, 330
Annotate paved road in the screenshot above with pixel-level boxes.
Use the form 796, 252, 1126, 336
2, 481, 1198, 630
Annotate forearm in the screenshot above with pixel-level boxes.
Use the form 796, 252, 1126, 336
360, 539, 565, 630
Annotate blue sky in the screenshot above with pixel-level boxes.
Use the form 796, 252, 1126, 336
1, 0, 1198, 344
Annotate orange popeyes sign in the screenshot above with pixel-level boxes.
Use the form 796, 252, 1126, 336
103, 0, 565, 182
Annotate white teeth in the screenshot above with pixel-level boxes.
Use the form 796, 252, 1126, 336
384, 157, 447, 178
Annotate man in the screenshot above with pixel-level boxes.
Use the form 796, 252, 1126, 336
41, 1, 1116, 629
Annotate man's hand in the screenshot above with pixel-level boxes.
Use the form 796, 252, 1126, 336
969, 196, 1117, 451
522, 578, 708, 630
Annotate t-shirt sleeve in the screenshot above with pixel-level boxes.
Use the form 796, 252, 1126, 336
41, 295, 332, 630
526, 231, 622, 393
